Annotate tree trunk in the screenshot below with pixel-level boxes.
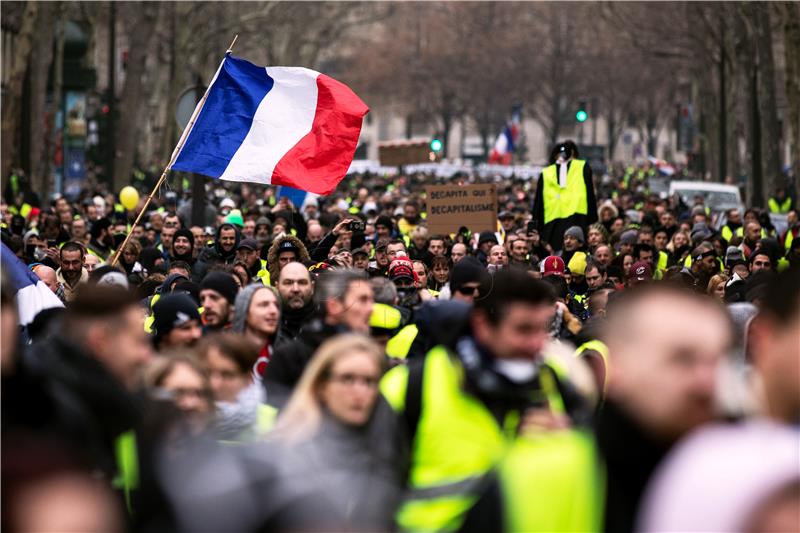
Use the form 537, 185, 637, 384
782, 2, 800, 196
113, 2, 160, 192
1, 2, 38, 181
753, 3, 782, 202
28, 3, 55, 193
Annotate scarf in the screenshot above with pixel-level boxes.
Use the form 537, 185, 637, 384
212, 382, 265, 441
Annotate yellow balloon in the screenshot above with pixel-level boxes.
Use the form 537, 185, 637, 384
119, 186, 140, 211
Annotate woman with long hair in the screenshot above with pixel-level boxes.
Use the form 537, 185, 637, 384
267, 334, 403, 531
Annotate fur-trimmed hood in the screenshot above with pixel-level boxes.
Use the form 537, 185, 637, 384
266, 234, 311, 284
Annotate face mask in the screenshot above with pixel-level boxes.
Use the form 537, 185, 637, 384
33, 247, 47, 261
494, 359, 538, 384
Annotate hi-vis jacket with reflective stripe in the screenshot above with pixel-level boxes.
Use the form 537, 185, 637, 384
380, 346, 568, 532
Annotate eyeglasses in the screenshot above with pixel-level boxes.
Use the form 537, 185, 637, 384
327, 372, 380, 388
456, 284, 481, 296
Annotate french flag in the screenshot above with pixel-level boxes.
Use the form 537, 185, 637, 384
489, 106, 522, 165
1, 243, 63, 327
172, 53, 369, 195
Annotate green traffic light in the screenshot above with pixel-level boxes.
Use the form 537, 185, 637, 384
430, 139, 443, 151
576, 110, 588, 123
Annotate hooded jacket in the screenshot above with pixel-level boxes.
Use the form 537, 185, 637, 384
193, 224, 240, 281
266, 234, 311, 285
169, 228, 195, 265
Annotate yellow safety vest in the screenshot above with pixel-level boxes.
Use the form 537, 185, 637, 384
785, 229, 795, 251
380, 347, 566, 532
768, 197, 792, 214
256, 259, 271, 286
497, 430, 603, 533
720, 225, 743, 243
386, 324, 418, 359
657, 250, 669, 273
541, 160, 588, 225
575, 339, 610, 394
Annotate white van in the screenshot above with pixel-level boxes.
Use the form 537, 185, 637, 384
668, 181, 744, 214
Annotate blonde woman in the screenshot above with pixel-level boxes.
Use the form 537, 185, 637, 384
266, 334, 403, 531
706, 274, 729, 301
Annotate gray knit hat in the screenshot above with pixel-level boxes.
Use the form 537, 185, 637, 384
564, 226, 585, 243
232, 283, 281, 333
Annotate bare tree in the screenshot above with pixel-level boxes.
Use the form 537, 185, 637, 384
1, 1, 38, 180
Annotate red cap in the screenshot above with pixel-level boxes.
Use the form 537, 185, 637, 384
540, 255, 565, 277
388, 257, 417, 283
628, 260, 653, 283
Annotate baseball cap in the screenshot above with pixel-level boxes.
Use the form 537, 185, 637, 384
278, 239, 300, 254
628, 260, 653, 283
352, 248, 369, 258
375, 237, 391, 251
498, 211, 514, 220
237, 238, 258, 251
540, 255, 566, 277
388, 257, 416, 283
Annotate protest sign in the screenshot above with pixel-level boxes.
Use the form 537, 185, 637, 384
425, 183, 497, 235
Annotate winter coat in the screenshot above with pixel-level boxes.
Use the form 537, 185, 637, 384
192, 224, 240, 281
263, 319, 344, 408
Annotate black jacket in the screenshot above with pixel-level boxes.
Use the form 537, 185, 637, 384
595, 399, 672, 533
264, 319, 346, 407
192, 225, 240, 281
276, 300, 317, 344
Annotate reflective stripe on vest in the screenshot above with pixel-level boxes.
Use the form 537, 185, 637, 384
785, 230, 795, 251
499, 430, 603, 533
541, 160, 588, 225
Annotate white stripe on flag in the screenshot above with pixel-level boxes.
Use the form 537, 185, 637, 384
219, 67, 319, 184
15, 281, 63, 325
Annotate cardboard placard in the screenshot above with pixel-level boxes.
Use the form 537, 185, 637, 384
425, 184, 497, 236
379, 141, 431, 167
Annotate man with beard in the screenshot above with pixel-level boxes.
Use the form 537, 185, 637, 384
275, 262, 315, 342
193, 223, 240, 281
679, 244, 718, 292
199, 272, 239, 332
169, 228, 195, 268
56, 242, 89, 302
87, 218, 114, 260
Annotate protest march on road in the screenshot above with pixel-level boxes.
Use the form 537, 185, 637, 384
2, 28, 800, 533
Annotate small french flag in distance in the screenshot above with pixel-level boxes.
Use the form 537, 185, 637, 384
172, 53, 369, 195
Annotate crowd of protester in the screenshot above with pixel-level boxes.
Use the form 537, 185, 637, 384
1, 154, 799, 532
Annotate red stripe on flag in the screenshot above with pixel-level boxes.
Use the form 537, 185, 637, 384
272, 74, 368, 195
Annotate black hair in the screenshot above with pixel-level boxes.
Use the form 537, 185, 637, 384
585, 260, 606, 276
548, 140, 579, 165
60, 241, 85, 258
633, 243, 655, 260
474, 270, 556, 326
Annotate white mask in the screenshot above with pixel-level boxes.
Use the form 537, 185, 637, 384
494, 359, 538, 383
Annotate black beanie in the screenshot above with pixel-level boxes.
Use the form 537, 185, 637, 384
450, 256, 488, 294
174, 228, 194, 250
200, 272, 239, 304
152, 293, 200, 344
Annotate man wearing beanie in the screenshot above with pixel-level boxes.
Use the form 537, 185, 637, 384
200, 272, 239, 331
169, 228, 196, 267
561, 225, 586, 266
441, 256, 489, 303
152, 293, 202, 350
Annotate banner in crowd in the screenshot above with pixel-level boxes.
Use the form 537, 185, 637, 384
425, 184, 498, 235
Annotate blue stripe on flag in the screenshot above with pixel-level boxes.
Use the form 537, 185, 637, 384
276, 186, 308, 207
1, 243, 37, 291
173, 54, 274, 178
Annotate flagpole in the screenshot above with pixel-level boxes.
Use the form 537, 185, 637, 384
111, 35, 238, 267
